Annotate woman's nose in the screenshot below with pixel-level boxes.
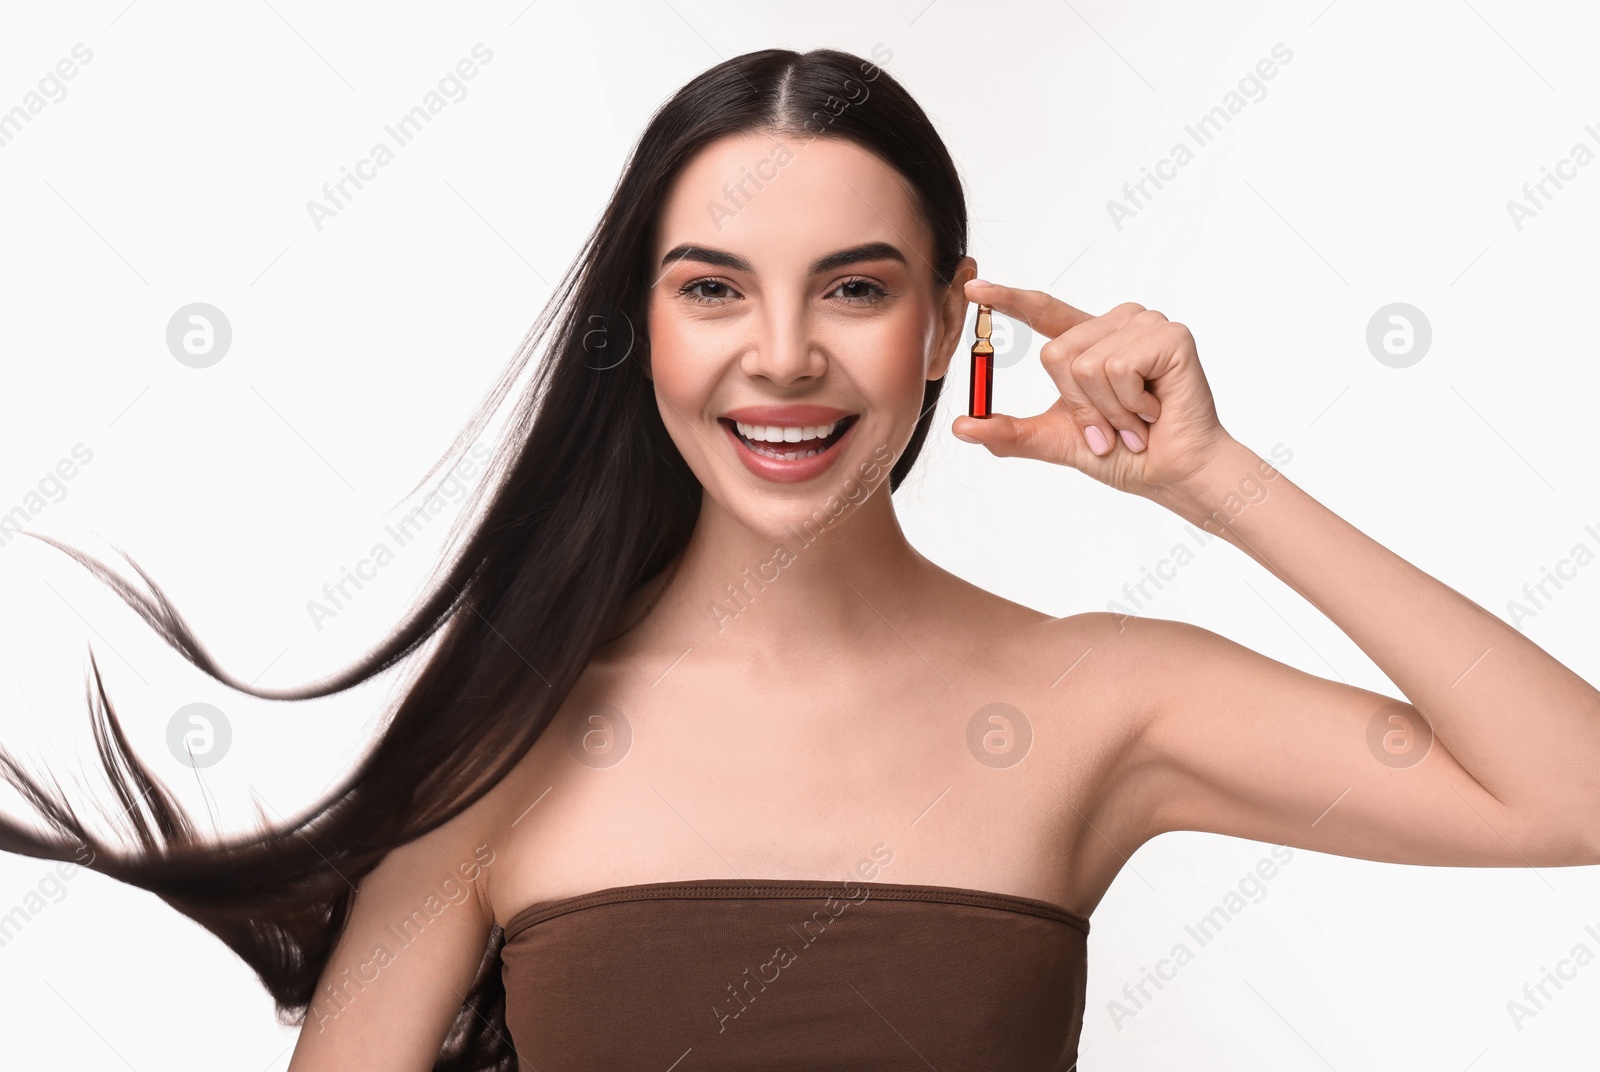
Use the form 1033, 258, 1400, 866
741, 310, 826, 385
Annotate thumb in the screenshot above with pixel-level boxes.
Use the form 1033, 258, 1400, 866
951, 410, 1079, 466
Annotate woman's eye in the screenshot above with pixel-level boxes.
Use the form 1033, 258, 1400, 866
679, 278, 737, 304
677, 277, 886, 306
829, 278, 888, 304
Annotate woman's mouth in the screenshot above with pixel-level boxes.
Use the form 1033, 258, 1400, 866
722, 415, 859, 460
718, 413, 861, 483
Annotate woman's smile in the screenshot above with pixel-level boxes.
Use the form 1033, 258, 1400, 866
718, 404, 862, 482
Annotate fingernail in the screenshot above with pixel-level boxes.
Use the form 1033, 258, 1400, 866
1138, 412, 1155, 423
954, 432, 979, 443
1120, 428, 1145, 452
968, 278, 990, 287
1084, 425, 1109, 455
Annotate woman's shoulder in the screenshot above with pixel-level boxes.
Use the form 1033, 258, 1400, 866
924, 564, 1117, 647
928, 569, 1185, 714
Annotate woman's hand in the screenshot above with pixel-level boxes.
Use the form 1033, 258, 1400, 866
951, 279, 1234, 500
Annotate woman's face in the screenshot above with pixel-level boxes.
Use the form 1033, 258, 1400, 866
646, 130, 972, 537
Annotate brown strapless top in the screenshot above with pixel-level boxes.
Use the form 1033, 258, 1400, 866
498, 877, 1091, 1070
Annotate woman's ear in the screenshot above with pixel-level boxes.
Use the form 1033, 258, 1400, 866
928, 256, 979, 381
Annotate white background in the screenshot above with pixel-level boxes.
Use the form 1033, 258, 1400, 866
2, 1, 1598, 1069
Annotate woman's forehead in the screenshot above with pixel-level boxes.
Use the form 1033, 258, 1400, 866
652, 132, 932, 274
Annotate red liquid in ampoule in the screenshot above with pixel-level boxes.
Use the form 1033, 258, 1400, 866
969, 348, 993, 418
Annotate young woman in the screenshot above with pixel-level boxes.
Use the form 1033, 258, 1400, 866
4, 46, 1597, 1071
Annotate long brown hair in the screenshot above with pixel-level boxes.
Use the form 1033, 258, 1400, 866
0, 46, 969, 1070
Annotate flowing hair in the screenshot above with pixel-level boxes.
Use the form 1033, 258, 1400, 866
0, 46, 968, 1070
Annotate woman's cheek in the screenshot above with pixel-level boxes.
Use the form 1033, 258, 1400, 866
640, 317, 708, 467
644, 313, 701, 403
869, 314, 936, 409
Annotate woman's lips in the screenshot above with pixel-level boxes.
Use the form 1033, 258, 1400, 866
720, 414, 859, 483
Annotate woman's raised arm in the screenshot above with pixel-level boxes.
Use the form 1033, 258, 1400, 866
957, 279, 1600, 866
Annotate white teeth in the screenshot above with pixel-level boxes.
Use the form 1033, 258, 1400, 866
734, 420, 839, 443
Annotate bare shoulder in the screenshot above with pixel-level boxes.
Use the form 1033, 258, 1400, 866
390, 768, 516, 912
1026, 609, 1189, 706
286, 764, 507, 1067
923, 569, 1168, 780
927, 565, 1164, 701
1004, 610, 1166, 758
1011, 609, 1210, 773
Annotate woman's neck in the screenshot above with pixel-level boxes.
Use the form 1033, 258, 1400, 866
599, 490, 943, 664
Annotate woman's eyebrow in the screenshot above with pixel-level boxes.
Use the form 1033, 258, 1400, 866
807, 241, 907, 274
657, 240, 908, 275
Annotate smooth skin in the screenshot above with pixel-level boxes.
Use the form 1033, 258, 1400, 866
286, 130, 1600, 1071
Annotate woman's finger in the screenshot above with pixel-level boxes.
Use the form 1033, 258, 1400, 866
1042, 301, 1140, 361
1036, 310, 1144, 456
964, 279, 1095, 339
1022, 303, 1144, 455
1071, 345, 1147, 452
1066, 319, 1170, 450
953, 401, 1084, 467
1103, 330, 1166, 423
